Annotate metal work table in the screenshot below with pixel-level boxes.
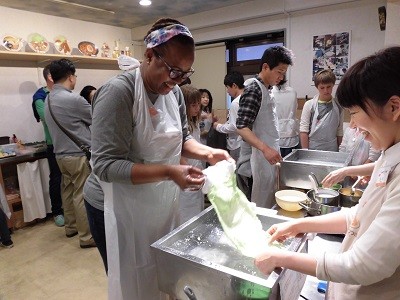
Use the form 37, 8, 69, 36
300, 234, 343, 300
273, 205, 344, 300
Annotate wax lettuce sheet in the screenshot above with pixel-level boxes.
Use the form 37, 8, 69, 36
202, 161, 278, 258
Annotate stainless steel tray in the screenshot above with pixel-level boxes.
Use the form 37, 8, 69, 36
151, 206, 307, 300
280, 149, 349, 190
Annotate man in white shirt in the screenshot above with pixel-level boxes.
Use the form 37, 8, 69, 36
213, 71, 244, 161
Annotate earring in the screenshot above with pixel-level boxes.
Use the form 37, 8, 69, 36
147, 58, 150, 65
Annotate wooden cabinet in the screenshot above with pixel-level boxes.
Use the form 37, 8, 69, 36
0, 151, 47, 229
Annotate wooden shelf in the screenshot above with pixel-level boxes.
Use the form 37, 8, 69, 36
0, 50, 119, 70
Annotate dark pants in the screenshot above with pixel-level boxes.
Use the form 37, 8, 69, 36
236, 174, 253, 201
280, 144, 299, 159
0, 207, 11, 243
47, 145, 63, 216
84, 200, 107, 273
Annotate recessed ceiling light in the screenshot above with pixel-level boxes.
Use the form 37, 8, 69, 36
139, 0, 152, 6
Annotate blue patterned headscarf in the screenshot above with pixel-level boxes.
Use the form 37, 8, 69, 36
144, 24, 193, 48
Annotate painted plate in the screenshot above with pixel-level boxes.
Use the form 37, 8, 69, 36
2, 35, 23, 52
54, 35, 72, 55
78, 41, 98, 56
27, 33, 49, 53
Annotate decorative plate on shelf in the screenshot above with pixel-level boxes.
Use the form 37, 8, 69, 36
2, 35, 24, 52
54, 35, 72, 55
78, 41, 98, 56
27, 33, 49, 53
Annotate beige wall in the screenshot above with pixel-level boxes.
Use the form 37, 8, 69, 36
133, 0, 386, 106
0, 6, 131, 142
385, 0, 400, 46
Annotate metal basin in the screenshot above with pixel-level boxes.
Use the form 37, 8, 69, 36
280, 149, 349, 190
151, 206, 307, 300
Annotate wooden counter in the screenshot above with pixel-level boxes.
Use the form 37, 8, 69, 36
0, 147, 47, 229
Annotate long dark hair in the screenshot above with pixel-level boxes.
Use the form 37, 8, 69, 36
199, 88, 213, 113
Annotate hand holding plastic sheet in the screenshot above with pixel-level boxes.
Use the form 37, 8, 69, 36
202, 160, 271, 258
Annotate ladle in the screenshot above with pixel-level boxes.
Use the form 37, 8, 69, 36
308, 174, 319, 194
351, 176, 363, 195
308, 173, 340, 206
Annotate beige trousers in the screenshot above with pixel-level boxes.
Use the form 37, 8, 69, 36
57, 156, 92, 245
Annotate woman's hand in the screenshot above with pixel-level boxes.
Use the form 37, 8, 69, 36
168, 165, 205, 190
254, 248, 286, 275
321, 167, 348, 187
267, 221, 301, 243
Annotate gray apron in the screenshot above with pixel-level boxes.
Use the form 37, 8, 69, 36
102, 68, 182, 300
309, 96, 341, 151
249, 79, 280, 208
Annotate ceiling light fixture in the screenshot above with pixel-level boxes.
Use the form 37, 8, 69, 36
45, 0, 115, 14
139, 0, 152, 6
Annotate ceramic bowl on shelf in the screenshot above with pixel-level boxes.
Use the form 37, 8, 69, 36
54, 35, 71, 55
2, 35, 24, 52
78, 41, 98, 56
27, 33, 49, 53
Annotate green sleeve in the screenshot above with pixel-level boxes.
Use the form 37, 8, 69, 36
35, 99, 46, 122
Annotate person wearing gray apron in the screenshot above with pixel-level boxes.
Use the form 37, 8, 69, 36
250, 79, 280, 208
91, 19, 232, 300
237, 46, 294, 208
308, 96, 343, 151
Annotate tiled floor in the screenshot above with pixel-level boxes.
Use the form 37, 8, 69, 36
0, 219, 107, 300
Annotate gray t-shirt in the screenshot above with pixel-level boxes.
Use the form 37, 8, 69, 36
44, 84, 92, 157
83, 70, 191, 209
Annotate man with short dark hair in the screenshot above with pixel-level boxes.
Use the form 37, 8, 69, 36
236, 46, 294, 208
32, 64, 64, 227
213, 71, 244, 161
44, 59, 95, 248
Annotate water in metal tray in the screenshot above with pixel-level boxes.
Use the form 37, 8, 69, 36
169, 216, 293, 277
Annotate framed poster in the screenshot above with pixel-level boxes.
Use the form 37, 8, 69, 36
312, 31, 350, 83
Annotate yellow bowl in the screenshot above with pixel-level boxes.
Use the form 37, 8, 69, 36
275, 190, 308, 211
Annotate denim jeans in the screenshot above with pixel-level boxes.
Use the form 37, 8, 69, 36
47, 145, 63, 216
0, 207, 11, 243
84, 200, 107, 273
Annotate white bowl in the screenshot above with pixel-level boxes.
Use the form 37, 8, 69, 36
2, 35, 23, 52
275, 190, 307, 211
27, 33, 49, 54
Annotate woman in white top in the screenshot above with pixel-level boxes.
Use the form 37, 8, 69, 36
339, 125, 381, 166
254, 46, 400, 300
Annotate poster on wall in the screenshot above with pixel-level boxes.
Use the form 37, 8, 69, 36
312, 31, 350, 83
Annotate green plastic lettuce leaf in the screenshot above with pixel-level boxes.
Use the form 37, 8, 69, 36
203, 161, 272, 258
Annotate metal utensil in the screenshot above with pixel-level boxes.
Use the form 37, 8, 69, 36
310, 172, 320, 186
308, 174, 340, 206
351, 176, 363, 195
309, 174, 319, 195
184, 286, 197, 300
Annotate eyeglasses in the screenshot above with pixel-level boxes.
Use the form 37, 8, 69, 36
153, 49, 194, 80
